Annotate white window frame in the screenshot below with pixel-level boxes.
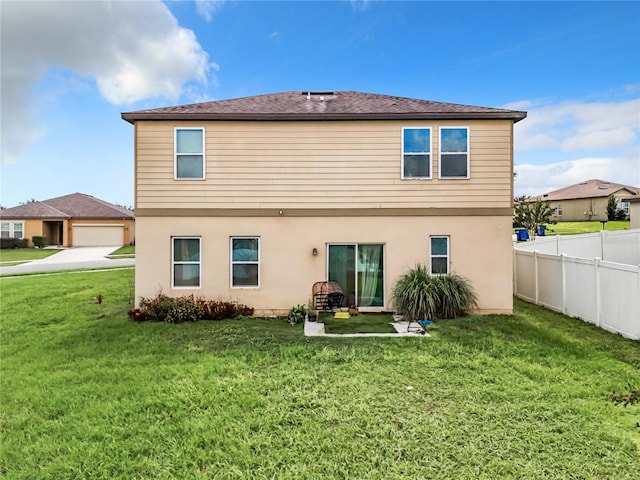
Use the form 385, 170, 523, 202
171, 236, 201, 289
1, 221, 24, 239
174, 127, 205, 180
401, 127, 432, 180
430, 236, 450, 275
616, 199, 630, 216
230, 236, 260, 288
556, 204, 563, 216
439, 127, 470, 179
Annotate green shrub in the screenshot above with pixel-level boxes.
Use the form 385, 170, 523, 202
287, 304, 307, 325
0, 238, 28, 249
128, 294, 254, 323
391, 264, 478, 321
32, 236, 47, 248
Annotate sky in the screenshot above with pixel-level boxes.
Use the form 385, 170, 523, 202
1, 0, 639, 208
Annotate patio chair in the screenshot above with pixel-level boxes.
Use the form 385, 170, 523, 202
312, 281, 345, 311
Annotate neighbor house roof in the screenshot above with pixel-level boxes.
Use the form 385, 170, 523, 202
533, 179, 640, 202
0, 193, 134, 219
122, 90, 527, 123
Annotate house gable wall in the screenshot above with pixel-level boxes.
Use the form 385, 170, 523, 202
135, 119, 514, 211
545, 188, 633, 222
136, 215, 514, 315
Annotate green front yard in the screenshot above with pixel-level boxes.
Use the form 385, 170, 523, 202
0, 248, 61, 266
1, 270, 639, 479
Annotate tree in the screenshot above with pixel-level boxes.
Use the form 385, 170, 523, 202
607, 195, 617, 221
514, 196, 556, 235
606, 195, 628, 221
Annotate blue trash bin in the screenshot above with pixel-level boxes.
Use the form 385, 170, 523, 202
537, 225, 546, 236
516, 229, 529, 241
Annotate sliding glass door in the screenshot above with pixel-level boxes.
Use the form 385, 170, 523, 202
328, 244, 384, 307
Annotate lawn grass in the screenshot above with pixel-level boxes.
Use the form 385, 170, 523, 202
0, 247, 61, 265
544, 220, 630, 235
1, 270, 639, 479
107, 245, 135, 258
320, 312, 397, 334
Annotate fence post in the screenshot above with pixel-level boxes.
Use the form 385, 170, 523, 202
561, 254, 567, 315
513, 248, 518, 297
595, 257, 601, 327
534, 251, 539, 305
556, 234, 560, 255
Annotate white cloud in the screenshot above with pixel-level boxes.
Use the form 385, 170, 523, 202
0, 0, 215, 165
512, 98, 639, 152
195, 0, 226, 22
350, 0, 371, 13
509, 94, 640, 197
515, 153, 640, 197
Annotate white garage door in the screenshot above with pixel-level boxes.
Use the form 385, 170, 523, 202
73, 225, 123, 246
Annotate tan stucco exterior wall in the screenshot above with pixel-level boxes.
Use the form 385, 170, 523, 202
630, 202, 640, 229
8, 218, 134, 247
135, 214, 514, 316
545, 189, 632, 222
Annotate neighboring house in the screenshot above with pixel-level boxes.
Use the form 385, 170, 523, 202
626, 196, 640, 229
122, 91, 526, 315
532, 179, 640, 222
0, 193, 135, 247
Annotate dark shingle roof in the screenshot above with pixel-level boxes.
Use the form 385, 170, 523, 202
122, 91, 527, 123
1, 193, 134, 219
533, 179, 640, 202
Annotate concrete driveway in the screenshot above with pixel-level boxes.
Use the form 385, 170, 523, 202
0, 246, 134, 275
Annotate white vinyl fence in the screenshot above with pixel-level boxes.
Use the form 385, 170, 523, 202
514, 229, 640, 340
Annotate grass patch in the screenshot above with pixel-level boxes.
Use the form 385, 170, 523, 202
107, 245, 135, 258
545, 220, 630, 235
0, 247, 62, 265
320, 312, 396, 334
2, 270, 640, 479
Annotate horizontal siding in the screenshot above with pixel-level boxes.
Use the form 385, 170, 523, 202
135, 120, 514, 209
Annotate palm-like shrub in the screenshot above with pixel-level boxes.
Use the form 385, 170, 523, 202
391, 264, 478, 321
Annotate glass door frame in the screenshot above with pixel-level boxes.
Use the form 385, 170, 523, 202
326, 243, 385, 310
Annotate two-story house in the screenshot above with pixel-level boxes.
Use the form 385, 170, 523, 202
122, 91, 526, 316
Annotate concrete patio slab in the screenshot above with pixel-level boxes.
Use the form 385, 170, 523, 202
304, 319, 430, 337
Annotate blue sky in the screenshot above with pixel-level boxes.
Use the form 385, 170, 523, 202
1, 0, 639, 208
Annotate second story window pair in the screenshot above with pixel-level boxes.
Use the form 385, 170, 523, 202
402, 127, 469, 179
175, 128, 205, 179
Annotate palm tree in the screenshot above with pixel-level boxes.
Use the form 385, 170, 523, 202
514, 196, 556, 236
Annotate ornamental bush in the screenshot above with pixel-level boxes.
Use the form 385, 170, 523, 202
0, 238, 28, 249
391, 264, 478, 322
128, 294, 254, 323
32, 236, 47, 248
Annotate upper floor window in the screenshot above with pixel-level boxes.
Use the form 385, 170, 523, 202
231, 237, 260, 288
1, 221, 24, 239
172, 237, 201, 288
430, 236, 449, 275
402, 128, 431, 179
175, 128, 204, 179
439, 127, 469, 178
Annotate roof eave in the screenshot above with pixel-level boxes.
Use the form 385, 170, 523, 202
121, 111, 527, 124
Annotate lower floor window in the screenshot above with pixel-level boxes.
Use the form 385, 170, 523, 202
328, 243, 384, 307
172, 237, 200, 287
231, 237, 260, 287
1, 222, 24, 239
430, 236, 449, 274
